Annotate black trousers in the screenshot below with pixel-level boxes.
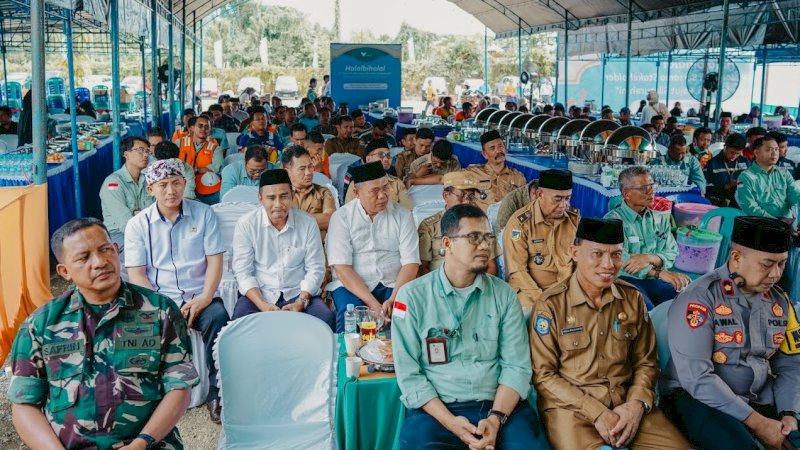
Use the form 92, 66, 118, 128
662, 389, 780, 450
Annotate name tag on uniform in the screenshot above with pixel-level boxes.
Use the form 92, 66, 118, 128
114, 336, 160, 350
426, 336, 448, 364
629, 236, 640, 243
43, 339, 84, 358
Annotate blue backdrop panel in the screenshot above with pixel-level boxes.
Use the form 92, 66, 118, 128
330, 43, 401, 109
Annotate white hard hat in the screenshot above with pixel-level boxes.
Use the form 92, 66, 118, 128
200, 171, 220, 187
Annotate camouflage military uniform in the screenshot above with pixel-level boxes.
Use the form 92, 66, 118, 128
7, 282, 199, 449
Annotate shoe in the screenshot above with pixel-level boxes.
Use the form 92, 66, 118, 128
207, 397, 222, 424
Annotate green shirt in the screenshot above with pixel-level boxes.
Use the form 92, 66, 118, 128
604, 201, 677, 279
391, 267, 532, 410
7, 282, 198, 449
99, 166, 154, 234
220, 160, 260, 199
650, 153, 707, 192
735, 162, 800, 220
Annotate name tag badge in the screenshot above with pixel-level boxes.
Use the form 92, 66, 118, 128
43, 339, 84, 358
629, 236, 640, 243
426, 336, 448, 365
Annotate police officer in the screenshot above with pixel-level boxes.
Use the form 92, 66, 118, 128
504, 169, 579, 309
664, 216, 800, 450
7, 217, 198, 449
531, 218, 689, 450
417, 170, 499, 277
465, 130, 526, 211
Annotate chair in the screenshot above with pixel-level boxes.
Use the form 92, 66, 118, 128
412, 200, 445, 228
214, 312, 337, 449
323, 183, 340, 208
226, 132, 241, 152
74, 87, 90, 104
313, 172, 332, 186
699, 207, 744, 269
649, 299, 673, 380
0, 134, 18, 151
487, 201, 502, 233
220, 186, 258, 205
188, 329, 210, 408
211, 201, 259, 316
664, 193, 710, 205
709, 142, 725, 157
390, 146, 405, 157
49, 113, 71, 123
224, 152, 244, 168
497, 228, 507, 281
322, 133, 335, 142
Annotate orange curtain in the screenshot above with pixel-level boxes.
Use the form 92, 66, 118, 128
0, 184, 52, 364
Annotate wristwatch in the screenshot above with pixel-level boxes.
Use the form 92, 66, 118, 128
781, 410, 797, 418
136, 433, 158, 449
487, 409, 509, 426
300, 296, 310, 310
640, 401, 652, 414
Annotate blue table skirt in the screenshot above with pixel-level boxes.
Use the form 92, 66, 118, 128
450, 140, 698, 218
788, 135, 800, 148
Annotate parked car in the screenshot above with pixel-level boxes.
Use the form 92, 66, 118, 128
274, 75, 299, 99
195, 77, 219, 97
238, 77, 264, 96
420, 76, 448, 101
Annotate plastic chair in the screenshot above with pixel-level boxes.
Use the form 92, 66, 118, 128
226, 132, 241, 152
223, 152, 244, 168
0, 134, 18, 151
487, 201, 502, 233
313, 172, 332, 186
74, 87, 90, 104
220, 186, 258, 204
664, 193, 710, 205
699, 207, 744, 269
2, 81, 22, 111
92, 85, 111, 111
211, 201, 259, 315
214, 312, 337, 449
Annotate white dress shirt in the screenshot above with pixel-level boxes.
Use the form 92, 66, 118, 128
232, 207, 325, 303
124, 199, 225, 306
326, 200, 420, 291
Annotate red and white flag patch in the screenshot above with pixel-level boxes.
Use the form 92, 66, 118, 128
107, 182, 119, 190
393, 300, 407, 319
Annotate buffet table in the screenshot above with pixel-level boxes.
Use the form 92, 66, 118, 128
449, 140, 699, 218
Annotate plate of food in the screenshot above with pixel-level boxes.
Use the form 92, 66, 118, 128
357, 339, 394, 372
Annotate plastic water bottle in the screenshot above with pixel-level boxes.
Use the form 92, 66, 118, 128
344, 304, 357, 334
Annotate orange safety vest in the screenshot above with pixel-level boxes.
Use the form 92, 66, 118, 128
179, 136, 220, 195
172, 128, 189, 142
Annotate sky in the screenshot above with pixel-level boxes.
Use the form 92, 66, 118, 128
258, 0, 489, 38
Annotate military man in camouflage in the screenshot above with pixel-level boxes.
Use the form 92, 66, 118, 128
7, 217, 198, 450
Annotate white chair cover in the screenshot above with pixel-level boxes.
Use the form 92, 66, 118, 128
408, 184, 444, 207
486, 201, 502, 233
223, 152, 244, 169
0, 140, 8, 154
390, 146, 405, 157
649, 299, 673, 372
323, 183, 340, 208
0, 134, 17, 151
220, 185, 258, 204
313, 172, 332, 186
497, 228, 507, 281
214, 313, 338, 450
328, 153, 360, 193
188, 329, 210, 408
709, 142, 725, 157
322, 134, 335, 141
786, 146, 800, 164
412, 199, 445, 228
211, 202, 259, 316
226, 132, 241, 152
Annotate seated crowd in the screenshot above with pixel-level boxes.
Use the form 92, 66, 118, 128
7, 92, 800, 450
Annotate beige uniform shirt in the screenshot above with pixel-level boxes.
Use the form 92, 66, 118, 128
495, 181, 536, 232
395, 149, 421, 180
417, 210, 501, 270
324, 136, 363, 156
504, 200, 579, 308
531, 274, 657, 423
406, 154, 461, 180
293, 183, 336, 240
464, 163, 526, 211
344, 175, 413, 210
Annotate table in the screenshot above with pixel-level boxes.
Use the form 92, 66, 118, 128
788, 135, 800, 148
334, 336, 404, 450
395, 122, 454, 139
449, 140, 699, 218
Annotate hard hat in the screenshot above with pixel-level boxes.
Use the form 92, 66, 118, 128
200, 171, 220, 187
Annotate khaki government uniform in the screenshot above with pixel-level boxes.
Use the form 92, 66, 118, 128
324, 136, 363, 156
344, 174, 413, 210
531, 274, 689, 450
394, 149, 423, 180
464, 163, 526, 211
504, 200, 579, 308
495, 180, 537, 232
293, 183, 337, 240
417, 209, 501, 271
405, 154, 461, 180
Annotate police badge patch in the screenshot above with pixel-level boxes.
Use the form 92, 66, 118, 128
686, 302, 709, 329
534, 312, 552, 336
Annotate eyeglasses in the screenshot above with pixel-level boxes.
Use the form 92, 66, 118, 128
628, 183, 659, 193
449, 232, 496, 245
447, 190, 478, 203
373, 152, 391, 159
196, 124, 210, 130
129, 146, 151, 155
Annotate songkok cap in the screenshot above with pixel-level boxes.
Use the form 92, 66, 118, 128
539, 169, 573, 191
144, 158, 185, 186
732, 216, 791, 254
351, 161, 386, 184
259, 169, 291, 187
576, 218, 624, 245
443, 171, 490, 191
480, 129, 502, 146
720, 111, 733, 118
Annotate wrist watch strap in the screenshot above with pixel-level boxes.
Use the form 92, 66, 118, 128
487, 409, 509, 426
137, 433, 157, 449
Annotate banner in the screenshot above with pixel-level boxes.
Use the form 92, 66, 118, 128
330, 43, 401, 109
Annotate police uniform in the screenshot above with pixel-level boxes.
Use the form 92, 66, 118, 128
394, 148, 422, 181
664, 217, 800, 450
504, 170, 579, 309
293, 183, 337, 240
531, 218, 689, 450
464, 163, 526, 211
344, 174, 412, 210
405, 153, 461, 180
6, 283, 198, 449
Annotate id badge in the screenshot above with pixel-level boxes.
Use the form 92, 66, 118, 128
426, 336, 448, 365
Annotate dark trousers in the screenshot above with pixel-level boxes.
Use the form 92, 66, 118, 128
398, 400, 540, 450
231, 294, 335, 331
190, 297, 229, 401
331, 284, 393, 333
663, 388, 796, 450
620, 276, 678, 309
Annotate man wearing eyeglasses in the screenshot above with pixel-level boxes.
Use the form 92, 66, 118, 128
417, 171, 499, 277
220, 144, 270, 199
531, 218, 689, 450
736, 135, 800, 225
649, 134, 706, 194
393, 204, 539, 450
505, 169, 579, 309
404, 140, 461, 188
604, 166, 689, 308
344, 139, 412, 210
100, 136, 155, 270
176, 115, 223, 204
326, 161, 420, 332
281, 145, 337, 241
465, 130, 526, 211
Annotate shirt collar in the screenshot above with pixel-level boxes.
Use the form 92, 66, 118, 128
66, 282, 136, 313
567, 272, 623, 308
151, 201, 187, 223
436, 265, 485, 297
262, 208, 295, 232
356, 198, 388, 221
618, 200, 651, 222
119, 165, 135, 183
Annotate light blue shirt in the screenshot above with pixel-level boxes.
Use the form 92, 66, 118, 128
124, 199, 225, 305
220, 161, 260, 199
298, 116, 320, 131
392, 267, 532, 409
604, 201, 678, 279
